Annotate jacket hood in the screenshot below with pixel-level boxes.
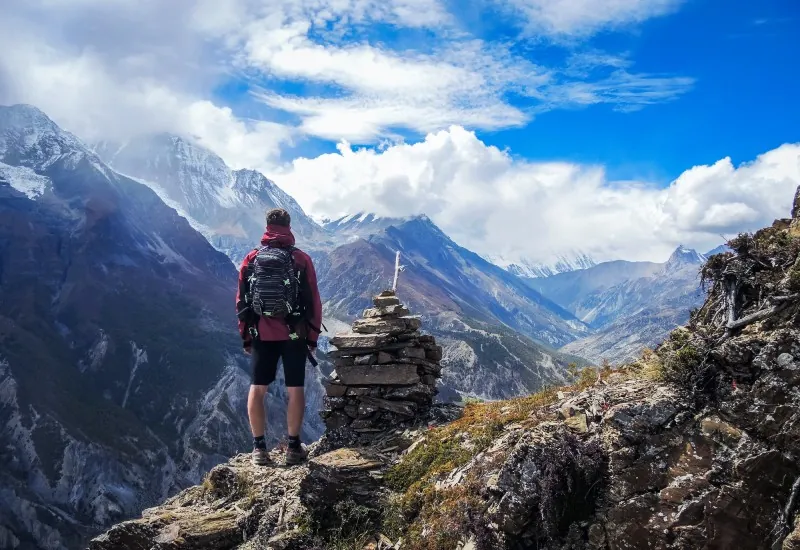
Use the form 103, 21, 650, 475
261, 224, 296, 247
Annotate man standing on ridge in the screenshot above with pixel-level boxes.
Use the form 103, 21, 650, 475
236, 208, 323, 466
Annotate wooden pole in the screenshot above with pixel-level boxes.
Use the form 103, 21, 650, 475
392, 251, 401, 292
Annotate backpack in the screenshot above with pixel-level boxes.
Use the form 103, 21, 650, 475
248, 245, 300, 319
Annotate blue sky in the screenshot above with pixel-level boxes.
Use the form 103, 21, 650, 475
210, 0, 799, 183
2, 0, 799, 263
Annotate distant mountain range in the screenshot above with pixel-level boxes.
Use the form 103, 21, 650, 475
0, 103, 729, 549
530, 245, 724, 363
484, 250, 597, 279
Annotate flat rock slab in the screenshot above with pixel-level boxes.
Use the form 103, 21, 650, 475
352, 317, 421, 335
330, 333, 391, 349
399, 346, 427, 360
363, 305, 411, 318
324, 381, 348, 397
310, 448, 384, 474
359, 396, 418, 417
374, 296, 401, 307
336, 364, 420, 385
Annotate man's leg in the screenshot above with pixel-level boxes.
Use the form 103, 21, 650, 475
248, 385, 268, 437
249, 340, 279, 465
287, 386, 305, 437
283, 340, 308, 464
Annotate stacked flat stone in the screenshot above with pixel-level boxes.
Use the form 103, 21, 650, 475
321, 290, 443, 434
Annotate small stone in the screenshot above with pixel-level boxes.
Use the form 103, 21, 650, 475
334, 356, 355, 367
377, 351, 394, 364
324, 411, 351, 430
777, 353, 794, 367
425, 346, 443, 361
398, 347, 426, 360
355, 354, 378, 366
419, 335, 435, 344
358, 401, 380, 417
347, 387, 372, 397
325, 382, 348, 397
384, 383, 434, 404
564, 412, 588, 433
422, 374, 438, 386
374, 296, 401, 307
345, 405, 360, 418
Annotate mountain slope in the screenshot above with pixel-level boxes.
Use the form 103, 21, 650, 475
557, 246, 708, 363
94, 135, 329, 262
317, 215, 590, 399
0, 105, 322, 550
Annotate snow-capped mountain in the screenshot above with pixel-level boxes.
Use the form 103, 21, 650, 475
93, 135, 329, 263
485, 250, 597, 279
0, 105, 324, 550
323, 212, 417, 243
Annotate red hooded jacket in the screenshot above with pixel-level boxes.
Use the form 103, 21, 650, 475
236, 224, 322, 348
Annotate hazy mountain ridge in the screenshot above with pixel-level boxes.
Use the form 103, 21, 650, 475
550, 245, 711, 363
93, 135, 330, 263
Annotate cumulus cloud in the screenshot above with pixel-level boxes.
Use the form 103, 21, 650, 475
0, 0, 294, 169
274, 127, 800, 263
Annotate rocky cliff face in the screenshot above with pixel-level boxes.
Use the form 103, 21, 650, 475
90, 187, 800, 550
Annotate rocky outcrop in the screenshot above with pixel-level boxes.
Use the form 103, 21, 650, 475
321, 291, 442, 440
91, 187, 800, 550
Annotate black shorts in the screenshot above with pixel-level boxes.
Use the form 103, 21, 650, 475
251, 339, 307, 387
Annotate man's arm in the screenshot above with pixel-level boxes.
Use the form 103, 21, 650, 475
303, 253, 323, 348
236, 252, 255, 349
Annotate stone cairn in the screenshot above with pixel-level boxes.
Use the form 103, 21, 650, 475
321, 290, 443, 436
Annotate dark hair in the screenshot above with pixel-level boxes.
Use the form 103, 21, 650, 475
266, 208, 291, 227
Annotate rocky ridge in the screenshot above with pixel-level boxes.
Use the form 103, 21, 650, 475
90, 186, 800, 550
322, 291, 443, 441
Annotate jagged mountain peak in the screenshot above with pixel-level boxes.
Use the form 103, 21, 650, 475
0, 103, 88, 167
664, 244, 706, 270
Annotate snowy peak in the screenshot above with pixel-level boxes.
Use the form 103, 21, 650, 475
324, 212, 433, 241
665, 245, 706, 271
0, 103, 88, 168
487, 251, 597, 279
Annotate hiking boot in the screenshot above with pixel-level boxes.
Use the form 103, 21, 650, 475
285, 444, 308, 465
251, 447, 270, 466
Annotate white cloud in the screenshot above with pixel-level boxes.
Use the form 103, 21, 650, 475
0, 0, 695, 156
503, 0, 684, 37
0, 0, 294, 169
274, 127, 800, 263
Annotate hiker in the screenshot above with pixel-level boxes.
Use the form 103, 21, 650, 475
236, 208, 323, 466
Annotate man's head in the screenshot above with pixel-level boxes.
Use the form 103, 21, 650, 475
266, 208, 291, 227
